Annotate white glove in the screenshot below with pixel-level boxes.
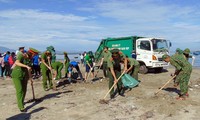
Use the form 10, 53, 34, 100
90, 68, 93, 71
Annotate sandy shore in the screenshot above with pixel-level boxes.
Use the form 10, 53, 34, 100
0, 65, 200, 120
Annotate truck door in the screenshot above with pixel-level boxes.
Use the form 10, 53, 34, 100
136, 40, 152, 67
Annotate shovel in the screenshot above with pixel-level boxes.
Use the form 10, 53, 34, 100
99, 70, 126, 104
85, 62, 93, 82
47, 58, 57, 90
154, 75, 176, 95
94, 63, 102, 78
26, 70, 42, 103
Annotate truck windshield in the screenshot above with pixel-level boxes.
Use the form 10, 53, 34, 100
152, 39, 168, 52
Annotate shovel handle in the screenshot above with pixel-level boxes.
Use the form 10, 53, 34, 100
28, 70, 35, 100
47, 58, 56, 90
103, 70, 126, 99
95, 64, 102, 77
86, 62, 93, 79
155, 75, 176, 95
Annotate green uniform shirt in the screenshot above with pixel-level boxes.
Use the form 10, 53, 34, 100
85, 54, 93, 64
41, 52, 48, 63
52, 61, 63, 69
102, 51, 112, 62
11, 51, 25, 78
64, 55, 70, 63
41, 52, 49, 70
128, 58, 139, 67
107, 52, 125, 69
48, 49, 56, 63
170, 54, 192, 73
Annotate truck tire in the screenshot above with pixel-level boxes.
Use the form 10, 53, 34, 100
154, 67, 163, 73
139, 64, 148, 74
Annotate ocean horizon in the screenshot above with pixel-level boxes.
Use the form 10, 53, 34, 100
56, 53, 200, 68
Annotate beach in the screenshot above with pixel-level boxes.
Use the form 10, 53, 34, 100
1, 65, 200, 120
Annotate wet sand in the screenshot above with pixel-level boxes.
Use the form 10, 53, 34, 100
1, 65, 200, 120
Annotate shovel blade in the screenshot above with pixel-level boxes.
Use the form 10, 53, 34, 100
99, 99, 109, 104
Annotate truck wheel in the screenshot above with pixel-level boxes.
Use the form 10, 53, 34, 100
154, 67, 163, 73
139, 64, 148, 74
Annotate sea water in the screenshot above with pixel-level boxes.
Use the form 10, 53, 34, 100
191, 55, 200, 68
56, 54, 81, 62
56, 54, 200, 68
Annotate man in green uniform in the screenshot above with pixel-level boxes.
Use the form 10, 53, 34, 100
84, 52, 94, 81
12, 47, 39, 112
183, 48, 194, 61
125, 56, 140, 80
162, 54, 192, 100
175, 48, 183, 55
100, 46, 111, 78
107, 49, 127, 99
40, 50, 53, 91
52, 61, 63, 80
64, 52, 70, 78
47, 46, 56, 63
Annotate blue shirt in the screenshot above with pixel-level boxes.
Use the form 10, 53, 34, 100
70, 61, 78, 67
32, 55, 39, 65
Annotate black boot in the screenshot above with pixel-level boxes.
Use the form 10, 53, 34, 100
110, 94, 115, 99
119, 88, 125, 97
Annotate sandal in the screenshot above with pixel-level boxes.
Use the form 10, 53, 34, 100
185, 93, 189, 97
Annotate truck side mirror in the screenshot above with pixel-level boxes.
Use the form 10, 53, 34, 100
169, 42, 172, 47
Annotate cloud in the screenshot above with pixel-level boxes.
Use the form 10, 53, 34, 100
0, 9, 88, 21
78, 0, 200, 46
0, 0, 200, 53
0, 9, 102, 51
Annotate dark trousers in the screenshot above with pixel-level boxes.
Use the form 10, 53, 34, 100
1, 66, 5, 77
107, 70, 123, 96
4, 62, 11, 77
128, 65, 139, 80
33, 65, 41, 76
102, 61, 108, 77
75, 65, 83, 79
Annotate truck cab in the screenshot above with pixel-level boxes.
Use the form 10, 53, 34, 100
136, 38, 170, 73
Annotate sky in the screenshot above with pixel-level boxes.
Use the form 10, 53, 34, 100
0, 0, 200, 52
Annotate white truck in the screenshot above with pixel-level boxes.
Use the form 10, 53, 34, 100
95, 36, 171, 74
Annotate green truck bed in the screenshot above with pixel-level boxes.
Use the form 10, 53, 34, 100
94, 36, 144, 62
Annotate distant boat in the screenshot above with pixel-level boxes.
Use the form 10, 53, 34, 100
193, 51, 200, 55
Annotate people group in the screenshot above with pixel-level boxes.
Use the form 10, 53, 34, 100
162, 48, 194, 100
0, 46, 194, 112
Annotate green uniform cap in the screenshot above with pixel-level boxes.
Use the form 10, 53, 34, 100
63, 51, 67, 55
183, 48, 190, 54
176, 48, 183, 54
111, 49, 119, 53
47, 46, 54, 51
162, 54, 169, 60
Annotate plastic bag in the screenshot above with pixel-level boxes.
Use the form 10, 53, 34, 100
121, 74, 139, 88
